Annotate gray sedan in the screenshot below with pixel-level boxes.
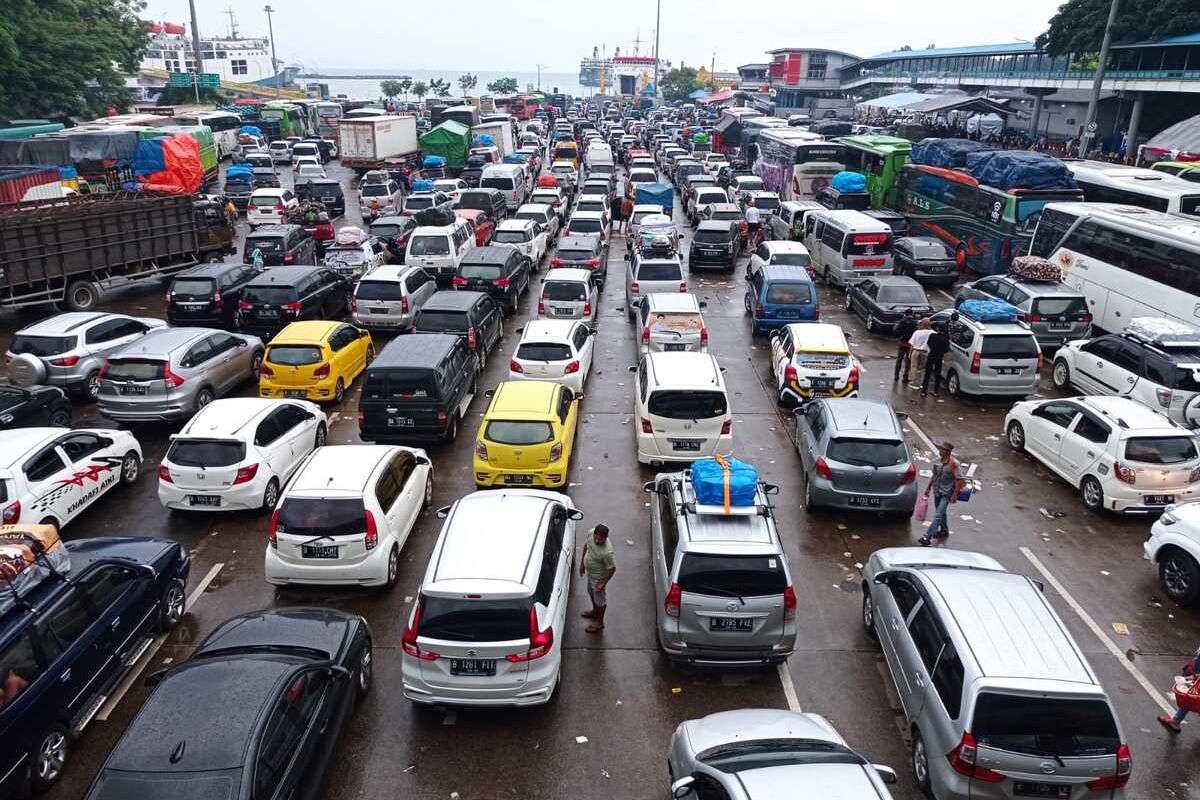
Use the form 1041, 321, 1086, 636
97, 328, 264, 423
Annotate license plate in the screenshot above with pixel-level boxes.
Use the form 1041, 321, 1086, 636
995, 367, 1022, 375
810, 378, 835, 390
369, 307, 390, 314
188, 495, 220, 507
552, 307, 574, 316
1014, 781, 1070, 799
178, 302, 207, 308
669, 439, 703, 452
664, 343, 686, 352
779, 310, 799, 318
1145, 494, 1175, 505
301, 545, 339, 559
701, 249, 720, 256
848, 495, 882, 507
119, 385, 148, 395
709, 617, 754, 632
322, 196, 336, 201
257, 309, 279, 318
505, 474, 534, 485
1047, 323, 1071, 330
928, 265, 950, 273
387, 417, 414, 427
450, 658, 496, 676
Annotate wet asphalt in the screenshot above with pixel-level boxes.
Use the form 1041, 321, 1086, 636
14, 150, 1200, 800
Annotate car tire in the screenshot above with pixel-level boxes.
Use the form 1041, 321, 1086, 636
365, 344, 375, 366
38, 517, 59, 532
776, 384, 791, 408
861, 589, 878, 640
1080, 475, 1105, 513
120, 451, 140, 485
946, 370, 961, 397
195, 387, 215, 412
48, 408, 71, 427
444, 414, 459, 442
83, 370, 102, 402
30, 723, 70, 793
262, 478, 280, 511
804, 474, 819, 514
866, 314, 878, 333
314, 423, 327, 449
1052, 359, 1071, 390
1006, 420, 1026, 451
356, 638, 373, 698
384, 544, 400, 588
334, 377, 345, 403
206, 253, 223, 263
911, 728, 934, 799
158, 577, 186, 632
250, 349, 264, 379
1159, 548, 1200, 606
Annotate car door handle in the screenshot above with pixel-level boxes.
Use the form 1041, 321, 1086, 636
60, 668, 72, 682
890, 618, 901, 632
111, 617, 121, 629
1053, 433, 1060, 440
1086, 451, 1095, 458
915, 673, 925, 687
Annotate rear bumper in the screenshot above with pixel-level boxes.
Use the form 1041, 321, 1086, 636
636, 434, 732, 465
352, 311, 415, 330
401, 658, 558, 707
806, 478, 917, 513
781, 380, 858, 403
1105, 484, 1198, 514
158, 480, 265, 512
753, 317, 814, 331
264, 545, 390, 586
659, 637, 795, 666
359, 424, 450, 444
260, 379, 339, 402
99, 399, 195, 422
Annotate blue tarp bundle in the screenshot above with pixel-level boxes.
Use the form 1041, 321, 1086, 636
411, 179, 434, 192
692, 458, 759, 508
831, 171, 867, 192
963, 150, 1077, 191
132, 139, 166, 177
473, 134, 495, 147
226, 164, 254, 180
422, 155, 446, 168
635, 182, 673, 211
959, 298, 1020, 323
911, 138, 994, 169
239, 125, 263, 137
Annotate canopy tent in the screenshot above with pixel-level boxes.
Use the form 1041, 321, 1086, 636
688, 89, 710, 100
855, 92, 938, 110
904, 95, 1011, 116
1142, 114, 1200, 162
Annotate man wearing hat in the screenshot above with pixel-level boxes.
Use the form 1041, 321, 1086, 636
920, 441, 963, 547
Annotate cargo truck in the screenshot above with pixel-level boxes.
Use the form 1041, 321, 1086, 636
338, 115, 420, 171
471, 121, 514, 159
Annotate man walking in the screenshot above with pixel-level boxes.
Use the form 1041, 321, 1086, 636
580, 524, 616, 633
893, 310, 917, 384
744, 199, 762, 245
921, 322, 950, 396
919, 442, 962, 547
610, 193, 624, 233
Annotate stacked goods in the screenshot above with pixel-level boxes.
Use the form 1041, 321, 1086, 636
692, 457, 759, 511
963, 150, 1077, 191
910, 138, 993, 169
958, 298, 1020, 323
1008, 256, 1062, 282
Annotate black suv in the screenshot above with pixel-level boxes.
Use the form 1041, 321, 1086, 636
243, 224, 317, 267
413, 290, 504, 369
167, 262, 261, 328
552, 234, 609, 287
458, 188, 508, 221
454, 245, 530, 312
251, 166, 281, 189
358, 333, 478, 443
815, 186, 870, 211
690, 220, 739, 270
295, 178, 346, 217
223, 173, 255, 210
369, 215, 419, 262
237, 266, 351, 337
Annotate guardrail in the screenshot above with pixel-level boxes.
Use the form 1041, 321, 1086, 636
138, 69, 308, 100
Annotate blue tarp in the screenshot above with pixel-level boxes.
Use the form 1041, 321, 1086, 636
958, 298, 1020, 323
238, 125, 263, 137
226, 164, 254, 180
132, 139, 166, 177
422, 155, 446, 167
831, 171, 867, 192
692, 458, 759, 508
411, 179, 434, 192
473, 134, 496, 147
911, 138, 994, 169
635, 182, 673, 212
963, 150, 1077, 191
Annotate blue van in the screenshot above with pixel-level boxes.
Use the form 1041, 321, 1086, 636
0, 537, 190, 796
745, 265, 820, 333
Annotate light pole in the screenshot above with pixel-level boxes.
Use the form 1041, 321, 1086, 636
536, 63, 545, 91
263, 4, 280, 98
1079, 0, 1120, 156
652, 0, 662, 105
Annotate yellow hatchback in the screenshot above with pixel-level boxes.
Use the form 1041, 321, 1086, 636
259, 320, 374, 403
473, 380, 581, 488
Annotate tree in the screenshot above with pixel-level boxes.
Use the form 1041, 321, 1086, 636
0, 0, 148, 118
1037, 0, 1200, 56
380, 80, 403, 99
486, 77, 519, 95
659, 66, 701, 103
397, 76, 413, 102
411, 81, 429, 101
457, 73, 477, 97
430, 78, 452, 98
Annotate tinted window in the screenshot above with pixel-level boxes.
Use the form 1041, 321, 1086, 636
24, 449, 66, 482
79, 565, 137, 611
556, 248, 597, 261
826, 438, 906, 467
460, 265, 503, 280
844, 232, 892, 256
1032, 296, 1088, 317
569, 218, 602, 234
972, 693, 1119, 757
242, 286, 298, 305
769, 253, 811, 267
517, 343, 573, 362
170, 278, 215, 297
647, 390, 727, 420
246, 237, 285, 253
415, 310, 469, 332
980, 335, 1039, 359
0, 633, 40, 708
267, 346, 322, 366
167, 439, 245, 467
764, 281, 813, 305
484, 420, 554, 445
39, 592, 93, 659
356, 281, 404, 301
481, 177, 515, 191
363, 370, 436, 401
9, 335, 74, 357
104, 359, 166, 382
1072, 415, 1110, 444
931, 641, 964, 718
694, 229, 732, 243
878, 285, 927, 304
636, 262, 683, 281
1124, 436, 1198, 464
276, 498, 366, 536
543, 281, 587, 301
255, 415, 284, 447
677, 554, 787, 597
888, 576, 921, 619
418, 595, 531, 642
409, 236, 450, 256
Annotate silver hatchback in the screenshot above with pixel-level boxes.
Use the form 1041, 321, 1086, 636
637, 293, 708, 354
97, 328, 264, 422
931, 311, 1042, 398
539, 269, 598, 322
352, 265, 438, 331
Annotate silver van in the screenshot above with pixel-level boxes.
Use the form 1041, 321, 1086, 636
637, 293, 708, 354
803, 209, 894, 287
862, 547, 1130, 800
930, 310, 1042, 397
644, 470, 796, 667
539, 268, 597, 322
955, 274, 1092, 349
625, 253, 687, 321
352, 265, 437, 331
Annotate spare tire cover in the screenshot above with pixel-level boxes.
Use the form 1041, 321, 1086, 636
1184, 393, 1200, 429
8, 353, 46, 387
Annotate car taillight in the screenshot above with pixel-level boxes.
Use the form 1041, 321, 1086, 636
785, 364, 798, 384
402, 603, 439, 660
283, 254, 294, 264
630, 281, 639, 295
213, 290, 223, 309
507, 608, 554, 662
165, 289, 174, 302
664, 582, 682, 617
699, 328, 708, 344
1026, 313, 1043, 322
1081, 313, 1094, 323
551, 258, 563, 266
0, 499, 18, 524
399, 295, 410, 314
467, 326, 477, 351
475, 441, 489, 461
640, 417, 653, 433
970, 351, 982, 374
537, 297, 546, 315
239, 301, 253, 311
1114, 462, 1137, 485
510, 359, 523, 373
351, 295, 358, 313
313, 362, 331, 380
679, 281, 687, 292
586, 257, 601, 267
98, 361, 109, 379
283, 302, 302, 312
274, 204, 286, 212
1157, 387, 1173, 408
848, 367, 860, 386
720, 417, 732, 435
549, 441, 563, 461
565, 360, 580, 374
49, 355, 80, 367
642, 326, 651, 345
452, 276, 468, 288
495, 277, 511, 288
259, 361, 274, 378
157, 464, 173, 483
1036, 351, 1043, 372
233, 463, 259, 485
754, 302, 764, 317
364, 510, 378, 550
268, 507, 279, 548
783, 585, 796, 621
900, 463, 917, 485
814, 457, 833, 480
814, 305, 821, 320
163, 364, 185, 388
947, 732, 1005, 782
1086, 743, 1132, 789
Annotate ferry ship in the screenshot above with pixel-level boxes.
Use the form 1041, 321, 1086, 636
140, 18, 299, 87
579, 43, 670, 94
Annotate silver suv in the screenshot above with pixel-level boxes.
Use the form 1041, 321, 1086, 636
643, 469, 796, 667
955, 275, 1091, 348
861, 547, 1130, 800
97, 327, 264, 423
929, 309, 1041, 398
625, 253, 686, 321
6, 312, 166, 401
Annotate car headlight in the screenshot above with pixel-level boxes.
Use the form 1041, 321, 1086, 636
1161, 505, 1179, 525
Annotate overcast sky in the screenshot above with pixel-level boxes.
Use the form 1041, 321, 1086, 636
148, 0, 1065, 72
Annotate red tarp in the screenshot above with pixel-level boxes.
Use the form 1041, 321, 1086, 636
142, 134, 203, 194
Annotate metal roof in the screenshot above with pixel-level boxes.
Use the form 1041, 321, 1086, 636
856, 41, 1038, 65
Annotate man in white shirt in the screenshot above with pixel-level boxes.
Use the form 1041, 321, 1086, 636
907, 319, 933, 389
744, 199, 762, 243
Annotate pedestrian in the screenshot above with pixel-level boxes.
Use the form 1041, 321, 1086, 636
921, 322, 950, 396
1159, 647, 1200, 732
619, 194, 634, 234
908, 318, 932, 389
919, 442, 963, 547
223, 198, 237, 224
893, 309, 917, 384
579, 524, 616, 633
744, 199, 761, 244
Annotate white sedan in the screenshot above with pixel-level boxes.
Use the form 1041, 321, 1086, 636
508, 319, 596, 393
1146, 502, 1200, 606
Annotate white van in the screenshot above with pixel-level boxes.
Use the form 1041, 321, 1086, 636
480, 164, 529, 211
404, 219, 475, 282
632, 351, 732, 465
803, 209, 894, 287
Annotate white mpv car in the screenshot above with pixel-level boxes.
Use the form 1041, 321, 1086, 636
265, 444, 432, 588
509, 319, 596, 393
157, 397, 327, 512
632, 351, 732, 465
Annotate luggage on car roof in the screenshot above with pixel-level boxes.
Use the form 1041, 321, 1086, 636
692, 457, 758, 510
958, 298, 1020, 323
1008, 255, 1061, 283
831, 171, 867, 193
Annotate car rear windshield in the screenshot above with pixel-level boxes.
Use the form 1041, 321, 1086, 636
241, 286, 297, 305
844, 233, 892, 255
677, 554, 787, 598
765, 282, 813, 305
493, 230, 529, 244
370, 224, 405, 237
170, 278, 215, 297
827, 438, 906, 467
485, 420, 555, 445
769, 253, 810, 267
710, 211, 742, 221
460, 265, 503, 280
361, 185, 390, 197
10, 334, 75, 356
276, 498, 366, 537
166, 439, 246, 468
569, 219, 602, 234
1032, 296, 1089, 317
415, 310, 469, 332
248, 195, 281, 208
694, 229, 732, 244
577, 200, 605, 212
517, 343, 573, 362
647, 390, 727, 420
355, 281, 404, 301
911, 240, 954, 259
246, 237, 284, 253
418, 595, 531, 642
878, 285, 927, 304
971, 692, 1119, 757
557, 248, 596, 261
325, 248, 367, 265
267, 346, 322, 366
363, 369, 437, 401
543, 281, 586, 302
104, 359, 166, 382
753, 196, 780, 211
408, 236, 450, 256
1124, 436, 1198, 464
980, 335, 1039, 359
637, 262, 683, 281
481, 177, 515, 191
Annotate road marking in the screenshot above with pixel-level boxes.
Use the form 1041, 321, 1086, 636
936, 289, 956, 304
329, 411, 341, 422
904, 416, 940, 457
96, 562, 224, 721
1019, 547, 1173, 714
776, 661, 802, 712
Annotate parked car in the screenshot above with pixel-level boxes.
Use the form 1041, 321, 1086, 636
259, 320, 374, 404
625, 252, 686, 320
538, 268, 598, 323
928, 308, 1041, 398
636, 293, 708, 354
509, 319, 597, 393
492, 218, 548, 268
0, 383, 71, 429
473, 380, 581, 489
352, 265, 436, 331
453, 245, 531, 313
236, 266, 352, 339
956, 274, 1092, 348
358, 333, 478, 443
846, 276, 935, 334
1145, 502, 1200, 605
745, 265, 820, 334
892, 236, 958, 287
746, 240, 812, 280
246, 187, 297, 228
551, 234, 608, 286
166, 263, 259, 329
769, 323, 859, 405
689, 220, 740, 271
413, 290, 504, 369
632, 351, 732, 465
242, 224, 317, 267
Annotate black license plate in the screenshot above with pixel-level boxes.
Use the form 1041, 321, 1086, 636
387, 417, 414, 427
810, 378, 835, 390
118, 385, 148, 395
669, 439, 703, 452
284, 390, 308, 399
1014, 781, 1070, 799
188, 495, 220, 506
257, 309, 279, 318
848, 495, 882, 507
709, 617, 754, 632
369, 307, 390, 314
322, 196, 337, 202
1145, 494, 1175, 505
301, 545, 339, 559
664, 343, 686, 352
450, 658, 496, 676
505, 474, 534, 485
995, 367, 1021, 375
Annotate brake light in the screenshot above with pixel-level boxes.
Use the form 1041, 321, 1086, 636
538, 298, 545, 315
165, 289, 175, 302
274, 203, 286, 212
720, 417, 732, 435
313, 362, 331, 380
853, 233, 889, 245
814, 457, 834, 480
947, 732, 1005, 782
679, 281, 688, 292
49, 355, 80, 367
1081, 313, 1093, 323
233, 463, 259, 485
630, 281, 639, 295
475, 440, 489, 461
268, 508, 279, 548
350, 295, 358, 313
640, 417, 653, 433
402, 603, 439, 660
1086, 744, 1132, 789
664, 582, 682, 617
565, 360, 580, 374
783, 585, 796, 620
700, 328, 708, 345
551, 258, 563, 267
495, 277, 511, 288
970, 351, 982, 374
583, 300, 592, 315
98, 361, 109, 379
213, 290, 223, 309
814, 305, 821, 320
282, 302, 302, 312
239, 301, 253, 311
452, 276, 467, 287
364, 510, 378, 550
549, 441, 563, 461
157, 465, 172, 484
785, 364, 798, 384
642, 326, 651, 345
1026, 313, 1043, 322
163, 364, 185, 388
1036, 351, 1044, 372
1114, 462, 1137, 485
507, 608, 554, 662
585, 257, 601, 267
401, 295, 410, 314
283, 254, 294, 264
1157, 387, 1173, 408
900, 463, 917, 485
848, 366, 860, 386
259, 362, 274, 378
467, 326, 477, 351
510, 359, 523, 373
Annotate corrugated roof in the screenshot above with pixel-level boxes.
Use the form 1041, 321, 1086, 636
1115, 31, 1200, 48
859, 41, 1038, 63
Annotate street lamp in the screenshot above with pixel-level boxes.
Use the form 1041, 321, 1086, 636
263, 4, 280, 98
536, 63, 545, 91
652, 0, 662, 104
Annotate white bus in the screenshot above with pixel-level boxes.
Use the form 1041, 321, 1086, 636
174, 111, 242, 159
1030, 202, 1200, 332
1063, 160, 1200, 217
754, 128, 845, 201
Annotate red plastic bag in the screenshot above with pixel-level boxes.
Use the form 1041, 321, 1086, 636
1174, 676, 1200, 713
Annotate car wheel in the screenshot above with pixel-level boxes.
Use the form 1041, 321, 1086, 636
804, 474, 819, 514
158, 578, 186, 632
861, 590, 878, 640
195, 387, 215, 412
866, 314, 878, 333
424, 474, 434, 506
250, 350, 264, 378
1052, 359, 1071, 389
365, 344, 375, 366
776, 384, 790, 408
356, 638, 373, 698
83, 370, 101, 402
314, 423, 327, 448
478, 346, 488, 371
262, 477, 280, 511
38, 517, 59, 532
911, 729, 934, 799
334, 377, 345, 403
947, 370, 961, 397
64, 279, 100, 312
444, 414, 459, 442
1081, 475, 1104, 513
824, 267, 833, 286
1006, 420, 1026, 451
30, 723, 70, 792
1160, 549, 1200, 606
120, 451, 140, 485
206, 253, 223, 263
384, 544, 400, 588
48, 407, 71, 427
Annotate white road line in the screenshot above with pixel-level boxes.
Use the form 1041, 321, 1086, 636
329, 411, 341, 423
903, 416, 940, 457
1019, 547, 1173, 715
776, 661, 802, 712
936, 289, 957, 304
96, 562, 225, 721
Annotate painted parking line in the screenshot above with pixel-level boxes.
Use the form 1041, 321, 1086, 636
903, 415, 940, 457
777, 661, 802, 712
96, 562, 225, 721
1019, 547, 1173, 714
935, 288, 957, 304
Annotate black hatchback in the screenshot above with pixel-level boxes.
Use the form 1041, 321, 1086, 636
243, 224, 317, 267
167, 262, 261, 328
296, 178, 346, 217
237, 266, 351, 337
453, 245, 531, 312
689, 220, 739, 270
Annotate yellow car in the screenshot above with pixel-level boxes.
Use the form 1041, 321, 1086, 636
472, 380, 580, 488
259, 320, 373, 403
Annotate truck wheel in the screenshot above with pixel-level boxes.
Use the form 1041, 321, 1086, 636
64, 280, 100, 312
206, 253, 223, 263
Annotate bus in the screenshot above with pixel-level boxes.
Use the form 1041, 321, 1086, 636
510, 95, 534, 121
754, 128, 845, 201
1064, 160, 1200, 217
259, 105, 307, 138
834, 134, 913, 209
1030, 202, 1200, 332
173, 111, 241, 159
313, 101, 343, 142
1150, 162, 1200, 183
898, 163, 1084, 275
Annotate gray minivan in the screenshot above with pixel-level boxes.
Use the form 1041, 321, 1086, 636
861, 547, 1130, 800
955, 275, 1092, 349
643, 470, 796, 667
931, 310, 1042, 398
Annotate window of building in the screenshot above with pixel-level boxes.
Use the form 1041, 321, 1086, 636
807, 53, 828, 81
232, 59, 248, 76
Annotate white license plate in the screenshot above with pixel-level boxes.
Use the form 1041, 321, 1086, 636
709, 617, 754, 632
450, 658, 496, 676
1047, 323, 1072, 330
257, 309, 279, 318
664, 343, 686, 352
369, 307, 390, 314
119, 385, 148, 395
387, 417, 414, 427
848, 496, 882, 507
669, 439, 702, 452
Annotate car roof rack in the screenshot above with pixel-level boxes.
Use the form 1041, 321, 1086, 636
677, 472, 775, 518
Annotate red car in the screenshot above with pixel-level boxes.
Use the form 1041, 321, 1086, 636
454, 208, 495, 246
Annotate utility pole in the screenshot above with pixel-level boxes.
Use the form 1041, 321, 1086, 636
263, 4, 280, 98
187, 0, 204, 104
1079, 0, 1120, 157
652, 0, 662, 105
536, 63, 545, 91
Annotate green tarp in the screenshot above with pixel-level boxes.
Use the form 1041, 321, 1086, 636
420, 120, 471, 169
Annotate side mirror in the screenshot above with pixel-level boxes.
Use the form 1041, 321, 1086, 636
698, 300, 707, 310
484, 388, 496, 398
627, 364, 638, 373
436, 505, 452, 519
236, 338, 248, 347
144, 666, 170, 688
642, 481, 657, 494
873, 765, 898, 785
567, 508, 585, 521
761, 483, 780, 496
588, 327, 598, 336
671, 777, 696, 798
414, 455, 431, 466
329, 664, 353, 680
873, 572, 890, 585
